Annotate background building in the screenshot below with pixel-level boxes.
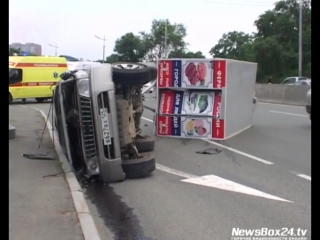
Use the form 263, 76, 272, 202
9, 42, 42, 56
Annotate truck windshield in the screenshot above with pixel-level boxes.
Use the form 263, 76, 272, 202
9, 68, 23, 85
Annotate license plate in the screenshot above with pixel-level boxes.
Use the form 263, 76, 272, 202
100, 108, 111, 145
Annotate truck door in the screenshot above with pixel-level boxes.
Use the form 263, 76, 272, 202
9, 68, 24, 100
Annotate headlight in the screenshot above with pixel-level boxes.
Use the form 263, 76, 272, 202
76, 70, 90, 97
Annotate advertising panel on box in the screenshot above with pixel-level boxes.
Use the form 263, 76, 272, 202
159, 90, 216, 116
156, 116, 224, 139
157, 91, 224, 138
156, 58, 226, 140
158, 59, 226, 89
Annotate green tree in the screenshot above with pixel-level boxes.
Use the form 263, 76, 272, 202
168, 49, 205, 58
103, 54, 122, 63
140, 19, 187, 60
208, 0, 311, 82
9, 48, 20, 56
253, 0, 311, 80
209, 31, 253, 60
112, 32, 146, 62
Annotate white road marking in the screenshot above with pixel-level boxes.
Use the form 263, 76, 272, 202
156, 163, 197, 179
202, 139, 274, 165
270, 110, 308, 118
142, 117, 153, 122
259, 102, 304, 108
31, 107, 102, 240
296, 174, 311, 181
182, 175, 292, 202
157, 163, 291, 202
142, 117, 274, 165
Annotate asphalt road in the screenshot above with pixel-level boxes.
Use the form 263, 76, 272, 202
18, 97, 311, 240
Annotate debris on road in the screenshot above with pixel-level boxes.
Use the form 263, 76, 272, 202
196, 148, 222, 155
22, 152, 56, 160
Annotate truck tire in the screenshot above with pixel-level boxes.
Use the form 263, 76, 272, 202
35, 98, 46, 103
112, 62, 157, 86
122, 153, 156, 178
9, 93, 12, 104
135, 135, 155, 153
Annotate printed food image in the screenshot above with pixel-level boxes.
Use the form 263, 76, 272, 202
186, 92, 209, 113
184, 62, 198, 85
184, 62, 208, 86
187, 93, 198, 112
197, 95, 208, 113
197, 62, 207, 82
186, 119, 207, 136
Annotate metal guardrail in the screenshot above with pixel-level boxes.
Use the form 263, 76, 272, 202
255, 84, 310, 106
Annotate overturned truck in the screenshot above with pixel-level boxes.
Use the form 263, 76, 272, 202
53, 63, 157, 183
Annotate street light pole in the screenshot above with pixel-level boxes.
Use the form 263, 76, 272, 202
95, 35, 107, 62
298, 0, 303, 76
48, 43, 58, 56
164, 19, 168, 58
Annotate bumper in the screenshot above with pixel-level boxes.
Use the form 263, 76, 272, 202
306, 105, 311, 114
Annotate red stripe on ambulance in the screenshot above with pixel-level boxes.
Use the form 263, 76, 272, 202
9, 82, 57, 87
15, 63, 67, 68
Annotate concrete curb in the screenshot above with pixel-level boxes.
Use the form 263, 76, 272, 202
9, 124, 16, 140
29, 107, 101, 240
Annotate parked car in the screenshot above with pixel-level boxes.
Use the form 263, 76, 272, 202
291, 79, 311, 86
281, 76, 310, 84
53, 62, 157, 183
306, 89, 311, 120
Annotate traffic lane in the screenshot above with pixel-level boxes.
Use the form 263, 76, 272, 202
26, 101, 310, 239
223, 105, 311, 176
141, 100, 311, 206
111, 169, 310, 240
139, 117, 310, 208
143, 97, 311, 177
142, 100, 311, 184
259, 102, 307, 115
28, 104, 310, 195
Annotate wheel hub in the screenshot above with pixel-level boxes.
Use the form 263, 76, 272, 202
112, 63, 144, 70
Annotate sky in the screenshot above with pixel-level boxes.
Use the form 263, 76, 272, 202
9, 0, 276, 61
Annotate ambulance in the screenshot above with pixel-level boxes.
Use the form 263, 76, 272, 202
9, 56, 68, 103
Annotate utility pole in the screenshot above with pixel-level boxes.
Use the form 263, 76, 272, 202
49, 43, 58, 56
298, 0, 303, 76
95, 35, 107, 62
164, 19, 168, 58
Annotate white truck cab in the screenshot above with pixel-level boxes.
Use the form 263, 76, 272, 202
53, 63, 157, 183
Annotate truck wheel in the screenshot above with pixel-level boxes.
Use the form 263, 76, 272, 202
35, 98, 46, 103
122, 153, 156, 178
135, 135, 155, 153
112, 62, 157, 86
9, 93, 12, 104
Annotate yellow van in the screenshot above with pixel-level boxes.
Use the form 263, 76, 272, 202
9, 56, 68, 103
